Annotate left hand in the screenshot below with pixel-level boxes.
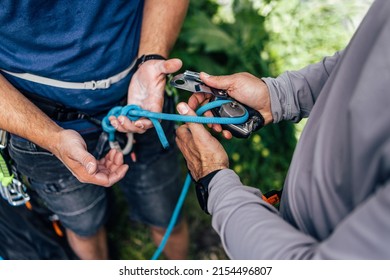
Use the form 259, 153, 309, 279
175, 102, 229, 181
109, 58, 183, 134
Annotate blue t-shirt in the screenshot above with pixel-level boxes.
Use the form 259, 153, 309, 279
0, 0, 143, 133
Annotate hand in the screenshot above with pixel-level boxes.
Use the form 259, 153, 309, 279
52, 130, 129, 187
188, 72, 273, 139
109, 58, 183, 134
175, 102, 229, 181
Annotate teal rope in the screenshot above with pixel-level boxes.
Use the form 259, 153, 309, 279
102, 100, 248, 148
102, 100, 249, 259
151, 173, 192, 260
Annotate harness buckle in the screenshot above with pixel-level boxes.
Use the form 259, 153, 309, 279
86, 79, 111, 90
96, 79, 111, 89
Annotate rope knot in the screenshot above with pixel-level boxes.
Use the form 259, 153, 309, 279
102, 106, 122, 136
121, 104, 142, 121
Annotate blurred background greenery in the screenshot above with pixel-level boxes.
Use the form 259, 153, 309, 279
109, 0, 372, 260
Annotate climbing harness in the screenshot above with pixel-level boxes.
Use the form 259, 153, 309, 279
0, 130, 30, 207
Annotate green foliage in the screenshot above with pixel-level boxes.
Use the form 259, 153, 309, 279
263, 0, 371, 74
261, 0, 372, 137
173, 0, 270, 76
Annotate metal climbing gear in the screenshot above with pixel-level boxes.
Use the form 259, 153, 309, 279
0, 129, 7, 149
170, 70, 265, 138
0, 130, 30, 206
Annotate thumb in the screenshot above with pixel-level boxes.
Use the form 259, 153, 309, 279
177, 102, 212, 136
200, 72, 231, 90
84, 155, 98, 175
177, 102, 197, 116
72, 146, 98, 175
159, 58, 183, 74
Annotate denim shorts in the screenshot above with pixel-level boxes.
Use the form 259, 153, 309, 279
7, 95, 182, 236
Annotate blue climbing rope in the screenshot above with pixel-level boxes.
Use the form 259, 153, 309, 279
102, 99, 248, 148
151, 173, 192, 260
102, 99, 249, 259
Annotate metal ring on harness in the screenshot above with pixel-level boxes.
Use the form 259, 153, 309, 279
108, 132, 134, 155
102, 106, 135, 155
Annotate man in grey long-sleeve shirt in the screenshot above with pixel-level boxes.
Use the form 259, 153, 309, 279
175, 0, 390, 259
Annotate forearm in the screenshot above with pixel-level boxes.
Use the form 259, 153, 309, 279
209, 169, 318, 259
0, 74, 62, 153
263, 51, 343, 123
138, 0, 189, 57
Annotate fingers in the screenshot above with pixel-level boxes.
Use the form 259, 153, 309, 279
188, 92, 209, 110
176, 102, 210, 136
200, 72, 232, 90
222, 130, 233, 140
98, 149, 123, 169
103, 149, 129, 186
175, 124, 191, 150
94, 149, 129, 187
109, 115, 149, 134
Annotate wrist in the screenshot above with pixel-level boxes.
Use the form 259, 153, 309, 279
45, 128, 65, 157
135, 54, 166, 69
259, 79, 274, 125
195, 169, 223, 214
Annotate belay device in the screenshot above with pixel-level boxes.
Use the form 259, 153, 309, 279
170, 70, 265, 138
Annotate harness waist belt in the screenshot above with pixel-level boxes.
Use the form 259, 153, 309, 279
1, 59, 136, 90
19, 89, 97, 122
18, 89, 126, 123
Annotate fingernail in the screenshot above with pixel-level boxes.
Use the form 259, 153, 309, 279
86, 162, 95, 174
135, 121, 144, 129
111, 120, 118, 129
118, 116, 125, 125
202, 72, 210, 78
177, 103, 189, 115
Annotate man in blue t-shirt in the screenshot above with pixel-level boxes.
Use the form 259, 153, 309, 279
0, 0, 189, 259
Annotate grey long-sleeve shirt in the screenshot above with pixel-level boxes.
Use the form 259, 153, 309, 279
208, 0, 390, 259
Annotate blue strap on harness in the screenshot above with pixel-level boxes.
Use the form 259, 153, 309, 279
102, 100, 249, 259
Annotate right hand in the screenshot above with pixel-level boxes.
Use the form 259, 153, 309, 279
189, 72, 273, 139
52, 129, 129, 187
